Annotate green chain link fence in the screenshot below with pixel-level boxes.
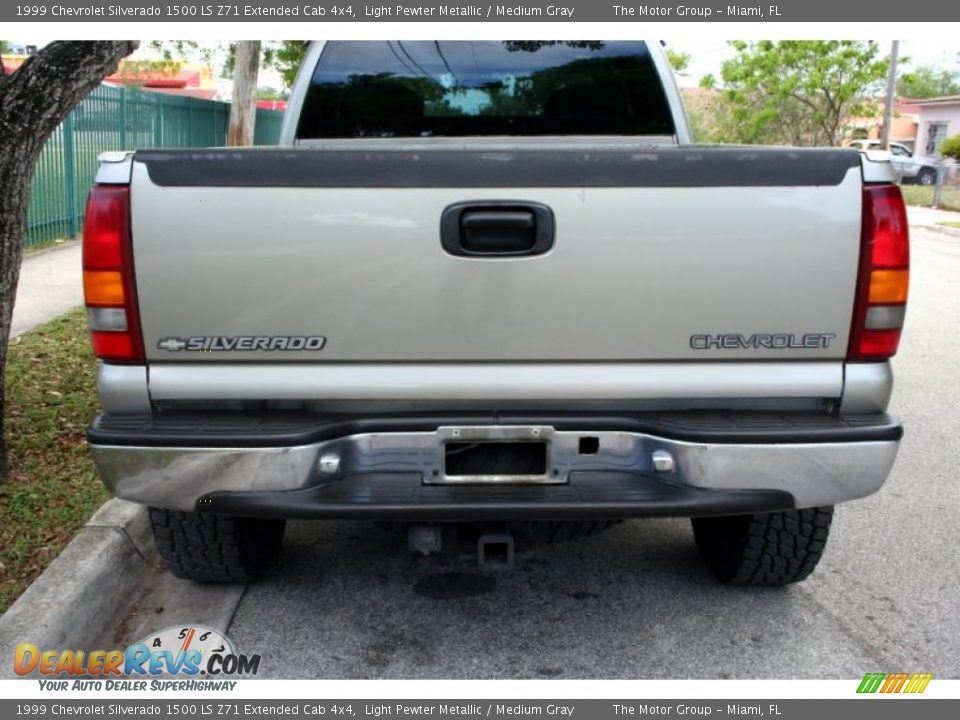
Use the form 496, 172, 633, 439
25, 84, 284, 248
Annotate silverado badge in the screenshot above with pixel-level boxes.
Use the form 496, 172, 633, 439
156, 336, 326, 352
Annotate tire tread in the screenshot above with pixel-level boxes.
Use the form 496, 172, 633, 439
693, 507, 833, 586
149, 508, 284, 583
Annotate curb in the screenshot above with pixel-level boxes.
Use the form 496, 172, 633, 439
0, 499, 158, 677
22, 238, 81, 259
916, 223, 960, 239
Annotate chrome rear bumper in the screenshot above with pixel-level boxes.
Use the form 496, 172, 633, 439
89, 415, 901, 514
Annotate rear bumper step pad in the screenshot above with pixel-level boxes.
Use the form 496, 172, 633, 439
198, 472, 795, 521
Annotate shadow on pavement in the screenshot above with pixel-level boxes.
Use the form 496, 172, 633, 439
227, 518, 849, 679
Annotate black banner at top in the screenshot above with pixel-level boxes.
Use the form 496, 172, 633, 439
2, 0, 958, 22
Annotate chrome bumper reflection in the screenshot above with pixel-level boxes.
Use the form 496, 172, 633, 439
90, 427, 900, 512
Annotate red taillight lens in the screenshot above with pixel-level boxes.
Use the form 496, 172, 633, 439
82, 187, 126, 269
855, 328, 902, 358
82, 185, 144, 363
847, 185, 910, 361
865, 186, 910, 267
89, 331, 137, 360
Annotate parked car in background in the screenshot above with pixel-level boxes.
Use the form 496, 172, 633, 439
848, 139, 943, 185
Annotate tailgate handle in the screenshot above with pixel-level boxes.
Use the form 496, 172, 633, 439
440, 201, 555, 257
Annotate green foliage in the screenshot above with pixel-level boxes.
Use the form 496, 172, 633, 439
940, 134, 960, 161
257, 86, 289, 101
268, 41, 309, 89
0, 40, 9, 54
665, 49, 691, 73
152, 40, 308, 90
1, 309, 106, 613
221, 42, 235, 77
222, 41, 307, 89
898, 65, 960, 99
714, 41, 888, 146
148, 40, 212, 63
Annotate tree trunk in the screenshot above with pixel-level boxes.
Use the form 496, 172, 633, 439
227, 41, 261, 147
0, 41, 138, 478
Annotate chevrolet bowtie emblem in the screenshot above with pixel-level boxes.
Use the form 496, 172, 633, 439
156, 337, 187, 351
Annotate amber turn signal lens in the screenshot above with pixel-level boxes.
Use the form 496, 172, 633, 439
83, 270, 125, 306
868, 269, 909, 304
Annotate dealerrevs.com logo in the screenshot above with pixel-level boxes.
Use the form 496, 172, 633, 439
14, 625, 260, 690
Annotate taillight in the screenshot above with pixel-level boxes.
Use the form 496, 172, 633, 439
847, 184, 909, 361
82, 185, 144, 362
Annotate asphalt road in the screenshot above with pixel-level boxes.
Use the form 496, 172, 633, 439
224, 227, 960, 680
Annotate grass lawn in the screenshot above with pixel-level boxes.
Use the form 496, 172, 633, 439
938, 221, 960, 229
0, 308, 105, 615
899, 185, 960, 213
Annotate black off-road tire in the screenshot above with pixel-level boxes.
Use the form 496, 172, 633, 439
149, 508, 285, 583
691, 507, 833, 586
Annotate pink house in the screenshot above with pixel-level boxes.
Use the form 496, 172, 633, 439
913, 95, 960, 157
847, 98, 921, 149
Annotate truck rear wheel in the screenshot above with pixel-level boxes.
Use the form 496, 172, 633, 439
691, 507, 833, 586
149, 508, 285, 583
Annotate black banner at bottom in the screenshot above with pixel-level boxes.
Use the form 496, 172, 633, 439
1, 699, 957, 720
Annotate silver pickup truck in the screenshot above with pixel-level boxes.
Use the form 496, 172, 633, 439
83, 40, 909, 586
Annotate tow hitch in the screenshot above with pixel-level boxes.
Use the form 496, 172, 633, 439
477, 531, 515, 571
408, 523, 516, 571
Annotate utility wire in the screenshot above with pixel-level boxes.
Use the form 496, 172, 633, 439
386, 40, 420, 79
433, 40, 459, 87
396, 41, 436, 83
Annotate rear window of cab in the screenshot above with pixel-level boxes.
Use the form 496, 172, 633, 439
296, 40, 676, 139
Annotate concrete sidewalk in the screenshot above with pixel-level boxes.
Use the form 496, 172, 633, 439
907, 203, 960, 232
11, 241, 83, 339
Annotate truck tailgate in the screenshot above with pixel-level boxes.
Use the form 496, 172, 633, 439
130, 147, 862, 364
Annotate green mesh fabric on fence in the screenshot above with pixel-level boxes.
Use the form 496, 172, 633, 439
24, 84, 284, 247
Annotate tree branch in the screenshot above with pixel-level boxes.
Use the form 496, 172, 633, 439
0, 41, 138, 142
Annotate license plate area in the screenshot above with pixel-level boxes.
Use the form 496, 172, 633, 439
431, 426, 560, 485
